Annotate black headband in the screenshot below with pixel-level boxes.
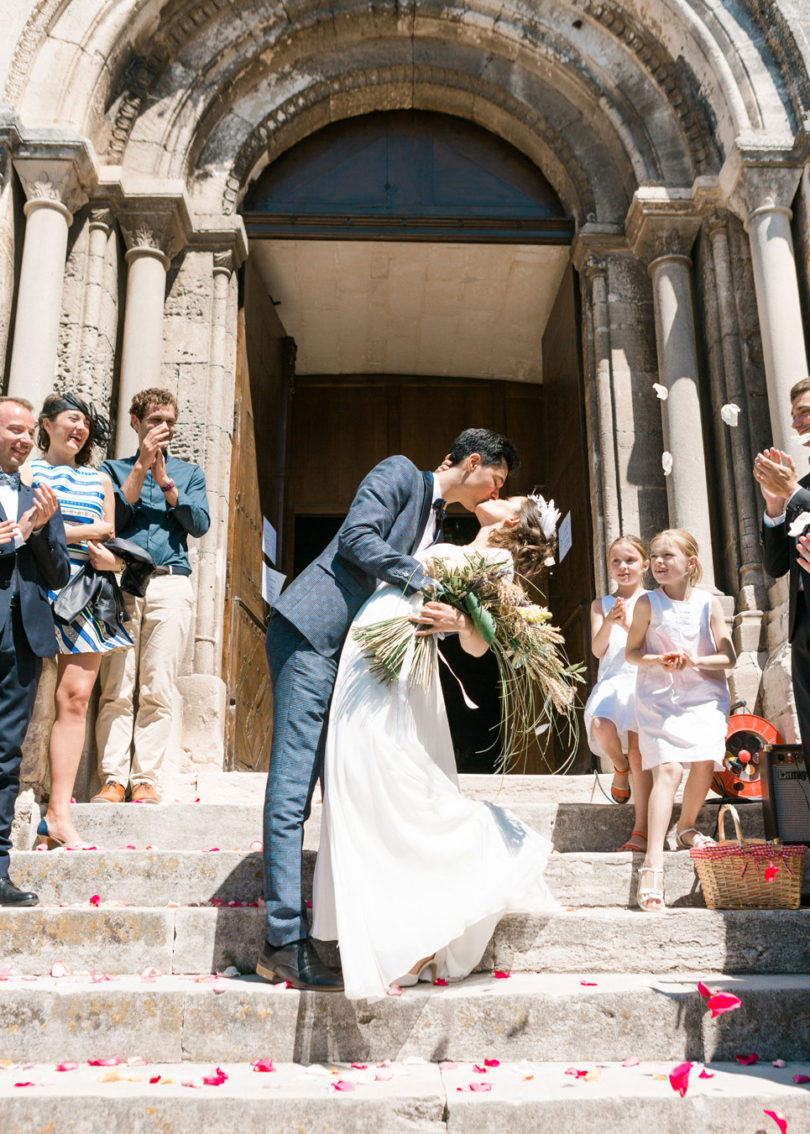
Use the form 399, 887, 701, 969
45, 392, 111, 450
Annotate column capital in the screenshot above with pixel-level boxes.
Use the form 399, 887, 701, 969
570, 223, 628, 273
626, 190, 702, 265
9, 136, 96, 221
212, 250, 236, 277
719, 139, 804, 225
118, 194, 192, 265
89, 206, 114, 234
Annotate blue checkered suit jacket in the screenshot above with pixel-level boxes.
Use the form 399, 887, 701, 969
272, 455, 434, 657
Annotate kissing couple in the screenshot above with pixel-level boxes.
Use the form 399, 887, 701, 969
258, 428, 562, 1001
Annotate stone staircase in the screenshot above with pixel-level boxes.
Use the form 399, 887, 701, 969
1, 774, 809, 1132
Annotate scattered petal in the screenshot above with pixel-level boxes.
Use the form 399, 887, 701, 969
330, 1080, 355, 1092
14, 1082, 36, 1088
579, 980, 597, 986
140, 967, 163, 983
794, 1075, 810, 1084
699, 1068, 715, 1080
621, 1056, 640, 1067
351, 1064, 368, 1070
473, 1065, 488, 1074
564, 1067, 589, 1079
669, 1061, 692, 1097
202, 847, 220, 853
764, 1110, 788, 1134
736, 1053, 759, 1065
469, 1082, 493, 1092
706, 992, 742, 1018
51, 962, 69, 978
439, 1061, 457, 1071
765, 862, 779, 883
386, 984, 404, 996
149, 1075, 162, 1084
788, 512, 810, 538
432, 978, 448, 986
182, 1078, 204, 1089
662, 451, 673, 477
697, 981, 712, 999
55, 1061, 78, 1072
127, 1056, 148, 1066
493, 971, 512, 980
653, 383, 668, 400
88, 895, 100, 907
720, 403, 741, 427
375, 1069, 394, 1081
249, 840, 263, 852
87, 1058, 121, 1067
484, 1059, 500, 1068
202, 1067, 228, 1086
773, 1060, 787, 1068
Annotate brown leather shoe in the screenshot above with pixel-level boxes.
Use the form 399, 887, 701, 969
130, 782, 161, 805
91, 781, 125, 804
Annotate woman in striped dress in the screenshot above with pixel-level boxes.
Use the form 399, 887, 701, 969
30, 393, 132, 850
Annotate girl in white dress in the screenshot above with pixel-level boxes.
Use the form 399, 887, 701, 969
584, 535, 652, 851
312, 496, 560, 1001
625, 529, 735, 912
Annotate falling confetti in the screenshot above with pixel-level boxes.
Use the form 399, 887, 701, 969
662, 452, 673, 477
787, 512, 810, 538
653, 383, 668, 400
720, 403, 741, 427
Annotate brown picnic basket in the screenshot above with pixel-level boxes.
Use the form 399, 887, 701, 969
689, 804, 807, 910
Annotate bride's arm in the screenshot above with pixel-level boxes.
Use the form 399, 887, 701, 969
413, 601, 489, 657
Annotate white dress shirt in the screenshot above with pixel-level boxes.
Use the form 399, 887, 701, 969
416, 479, 444, 554
0, 480, 23, 549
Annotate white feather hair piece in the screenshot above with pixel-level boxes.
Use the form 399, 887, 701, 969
528, 492, 561, 540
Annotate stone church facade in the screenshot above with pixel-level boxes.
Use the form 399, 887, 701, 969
2, 1, 810, 785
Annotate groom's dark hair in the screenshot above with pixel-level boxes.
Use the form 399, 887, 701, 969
448, 428, 520, 473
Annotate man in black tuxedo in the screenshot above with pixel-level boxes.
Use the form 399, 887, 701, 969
0, 396, 69, 906
756, 377, 810, 770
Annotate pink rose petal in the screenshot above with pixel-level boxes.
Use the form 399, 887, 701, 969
669, 1061, 692, 1097
764, 1110, 788, 1134
622, 1056, 640, 1067
794, 1075, 810, 1084
140, 967, 163, 983
249, 840, 263, 852
386, 984, 403, 996
202, 847, 220, 853
55, 1061, 78, 1072
182, 1078, 203, 1088
706, 992, 742, 1019
564, 1067, 589, 1079
698, 1068, 715, 1079
127, 1056, 148, 1066
202, 1067, 228, 1086
773, 1059, 787, 1068
493, 970, 512, 979
351, 1063, 367, 1070
87, 1057, 121, 1067
14, 1082, 36, 1087
251, 1059, 276, 1073
736, 1053, 759, 1065
331, 1080, 355, 1092
88, 895, 100, 907
469, 1082, 492, 1092
439, 1061, 457, 1071
473, 1065, 488, 1074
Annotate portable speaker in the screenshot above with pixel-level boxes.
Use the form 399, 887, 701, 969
760, 745, 810, 844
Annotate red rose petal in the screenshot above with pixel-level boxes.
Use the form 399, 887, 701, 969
149, 1075, 161, 1084
88, 895, 100, 907
794, 1075, 810, 1084
55, 1061, 78, 1072
202, 1067, 228, 1086
493, 970, 512, 979
669, 1061, 692, 1097
564, 1067, 589, 1079
14, 1082, 36, 1087
697, 981, 712, 999
252, 1060, 276, 1073
763, 1110, 788, 1134
579, 980, 597, 986
87, 1057, 121, 1067
698, 1068, 715, 1079
432, 978, 448, 986
706, 992, 741, 1019
473, 1065, 488, 1074
736, 1053, 759, 1065
484, 1059, 500, 1068
764, 863, 779, 883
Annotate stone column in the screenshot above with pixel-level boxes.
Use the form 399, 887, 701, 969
8, 152, 92, 409
628, 201, 716, 588
76, 207, 114, 399
725, 160, 807, 467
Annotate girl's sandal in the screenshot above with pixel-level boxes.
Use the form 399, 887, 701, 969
610, 767, 631, 804
618, 830, 647, 853
637, 866, 666, 913
675, 827, 717, 851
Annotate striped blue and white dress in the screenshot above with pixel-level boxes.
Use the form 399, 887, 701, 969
30, 459, 133, 655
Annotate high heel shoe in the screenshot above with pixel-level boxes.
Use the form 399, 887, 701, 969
36, 819, 95, 851
394, 951, 441, 989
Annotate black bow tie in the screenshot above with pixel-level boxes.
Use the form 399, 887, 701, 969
429, 498, 446, 546
0, 470, 20, 489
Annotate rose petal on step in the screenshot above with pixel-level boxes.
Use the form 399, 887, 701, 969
564, 1067, 589, 1079
662, 451, 673, 477
697, 981, 712, 999
579, 981, 597, 986
331, 1080, 355, 1092
88, 894, 101, 907
621, 1056, 640, 1067
765, 862, 779, 883
439, 1062, 457, 1071
793, 1075, 810, 1084
735, 1053, 759, 1065
55, 1062, 78, 1072
127, 1056, 148, 1066
249, 840, 263, 852
764, 1109, 788, 1134
773, 1059, 787, 1068
484, 1059, 500, 1068
87, 1057, 121, 1067
14, 1082, 36, 1087
182, 1078, 203, 1089
493, 971, 512, 979
469, 1082, 493, 1092
51, 962, 69, 978
432, 978, 448, 986
698, 1068, 715, 1079
149, 1075, 162, 1084
788, 512, 810, 538
706, 992, 742, 1018
652, 383, 668, 400
473, 1065, 488, 1074
252, 1060, 276, 1073
720, 403, 741, 427
202, 847, 220, 853
669, 1061, 692, 1097
386, 984, 404, 996
140, 967, 163, 983
202, 1067, 228, 1086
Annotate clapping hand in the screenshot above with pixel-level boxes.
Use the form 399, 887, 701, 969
16, 485, 59, 541
0, 519, 18, 546
754, 447, 798, 510
140, 421, 171, 469
607, 597, 626, 624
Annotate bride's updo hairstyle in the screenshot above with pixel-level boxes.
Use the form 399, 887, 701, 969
488, 496, 557, 588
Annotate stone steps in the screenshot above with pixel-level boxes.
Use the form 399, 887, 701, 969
1, 905, 808, 975
13, 798, 764, 853
1, 972, 808, 1064
1, 1059, 808, 1134
8, 847, 807, 907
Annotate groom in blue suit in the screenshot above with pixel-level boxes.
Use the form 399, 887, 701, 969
258, 428, 519, 989
0, 397, 70, 906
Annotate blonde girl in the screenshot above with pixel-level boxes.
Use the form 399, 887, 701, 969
584, 536, 653, 852
625, 530, 735, 912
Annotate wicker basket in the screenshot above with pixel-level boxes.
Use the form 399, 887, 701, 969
690, 804, 807, 910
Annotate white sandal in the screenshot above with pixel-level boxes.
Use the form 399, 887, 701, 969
637, 866, 666, 913
675, 827, 716, 851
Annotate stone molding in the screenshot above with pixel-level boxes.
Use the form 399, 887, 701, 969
720, 140, 805, 226
626, 192, 706, 264
0, 127, 98, 219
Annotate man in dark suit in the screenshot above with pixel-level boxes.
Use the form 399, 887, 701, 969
756, 377, 810, 770
0, 396, 70, 906
258, 428, 519, 989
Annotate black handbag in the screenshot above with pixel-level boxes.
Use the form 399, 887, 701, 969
52, 539, 156, 623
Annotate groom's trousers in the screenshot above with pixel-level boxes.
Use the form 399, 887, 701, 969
263, 613, 339, 946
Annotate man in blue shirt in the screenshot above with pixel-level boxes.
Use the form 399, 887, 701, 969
93, 388, 210, 804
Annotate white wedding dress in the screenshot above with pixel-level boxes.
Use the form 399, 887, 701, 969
311, 543, 558, 1001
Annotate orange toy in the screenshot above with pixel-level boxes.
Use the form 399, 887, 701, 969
712, 703, 784, 800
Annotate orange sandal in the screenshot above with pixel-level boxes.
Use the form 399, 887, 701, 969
610, 768, 630, 803
618, 830, 647, 853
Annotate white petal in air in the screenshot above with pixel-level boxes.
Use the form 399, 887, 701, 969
788, 512, 810, 538
662, 452, 673, 477
720, 403, 741, 427
652, 383, 668, 400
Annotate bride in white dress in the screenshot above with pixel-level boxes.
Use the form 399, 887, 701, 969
311, 496, 560, 1001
